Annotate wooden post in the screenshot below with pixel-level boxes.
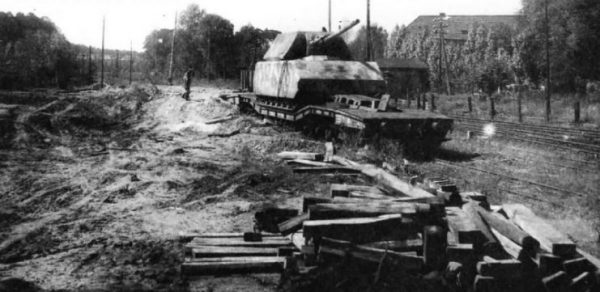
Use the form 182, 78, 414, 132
88, 46, 93, 85
468, 94, 473, 113
100, 16, 105, 87
129, 41, 133, 85
430, 93, 436, 112
574, 100, 581, 124
517, 88, 523, 123
489, 96, 495, 120
407, 88, 412, 108
416, 93, 421, 109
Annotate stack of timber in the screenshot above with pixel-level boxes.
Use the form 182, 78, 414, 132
271, 147, 600, 291
181, 232, 297, 276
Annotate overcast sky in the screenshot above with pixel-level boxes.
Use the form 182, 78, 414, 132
2, 0, 523, 51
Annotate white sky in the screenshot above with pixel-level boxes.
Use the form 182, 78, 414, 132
2, 0, 522, 51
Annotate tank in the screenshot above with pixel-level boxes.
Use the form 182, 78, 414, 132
230, 19, 453, 157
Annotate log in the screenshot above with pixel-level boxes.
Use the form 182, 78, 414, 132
188, 246, 279, 258
287, 159, 337, 167
542, 271, 570, 292
489, 227, 521, 259
303, 214, 417, 244
329, 156, 435, 199
278, 213, 309, 236
462, 202, 506, 258
319, 237, 424, 271
502, 204, 575, 257
277, 151, 323, 161
182, 257, 285, 275
179, 232, 281, 241
308, 202, 431, 220
475, 205, 539, 254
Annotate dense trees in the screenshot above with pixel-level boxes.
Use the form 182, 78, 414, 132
347, 25, 388, 61
0, 12, 81, 89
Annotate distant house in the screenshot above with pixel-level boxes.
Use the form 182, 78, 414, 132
405, 14, 522, 42
376, 58, 429, 102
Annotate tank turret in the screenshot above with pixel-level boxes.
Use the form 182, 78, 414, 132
254, 19, 386, 103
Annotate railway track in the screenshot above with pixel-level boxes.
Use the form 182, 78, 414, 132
448, 115, 600, 155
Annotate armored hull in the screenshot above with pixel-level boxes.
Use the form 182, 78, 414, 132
229, 20, 453, 156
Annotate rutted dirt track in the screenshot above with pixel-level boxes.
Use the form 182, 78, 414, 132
0, 85, 336, 291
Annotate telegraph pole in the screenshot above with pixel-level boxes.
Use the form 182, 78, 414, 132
328, 0, 332, 32
115, 50, 120, 80
545, 0, 551, 123
129, 41, 133, 85
100, 16, 105, 87
168, 11, 177, 85
88, 45, 93, 85
366, 0, 372, 61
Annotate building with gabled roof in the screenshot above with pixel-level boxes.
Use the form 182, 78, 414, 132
406, 14, 522, 42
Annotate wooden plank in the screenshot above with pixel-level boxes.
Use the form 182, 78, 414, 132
570, 272, 593, 292
188, 246, 279, 258
186, 256, 283, 263
539, 254, 563, 277
319, 237, 424, 271
462, 203, 507, 258
188, 237, 291, 248
360, 237, 423, 252
278, 213, 309, 236
502, 204, 576, 257
563, 257, 594, 277
292, 166, 361, 174
308, 202, 431, 220
489, 228, 521, 259
182, 258, 284, 275
302, 196, 332, 212
446, 244, 475, 265
303, 214, 417, 244
287, 159, 338, 167
475, 205, 540, 254
329, 183, 387, 198
576, 248, 600, 270
277, 151, 323, 161
179, 232, 282, 241
542, 271, 570, 292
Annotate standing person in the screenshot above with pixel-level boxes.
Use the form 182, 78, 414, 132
182, 68, 194, 101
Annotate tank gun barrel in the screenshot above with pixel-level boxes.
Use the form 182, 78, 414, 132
314, 19, 360, 44
325, 19, 360, 42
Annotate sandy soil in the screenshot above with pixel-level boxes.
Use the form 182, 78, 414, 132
1, 84, 598, 291
0, 85, 335, 291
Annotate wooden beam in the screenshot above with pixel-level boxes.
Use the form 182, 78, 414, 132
179, 232, 281, 241
446, 207, 485, 248
462, 202, 507, 258
502, 204, 575, 257
474, 205, 539, 254
539, 254, 563, 277
287, 159, 337, 167
188, 237, 291, 248
424, 225, 447, 270
182, 257, 284, 275
188, 246, 279, 258
308, 202, 431, 220
359, 238, 423, 252
292, 166, 361, 174
277, 151, 323, 161
278, 213, 309, 236
319, 237, 424, 271
476, 259, 523, 279
329, 183, 388, 199
303, 214, 417, 244
542, 271, 570, 292
570, 272, 593, 292
302, 196, 332, 212
563, 257, 594, 277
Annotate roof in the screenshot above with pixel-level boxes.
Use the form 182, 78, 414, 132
376, 58, 428, 70
406, 15, 522, 41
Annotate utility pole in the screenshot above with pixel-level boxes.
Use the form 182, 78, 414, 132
328, 0, 332, 32
436, 13, 451, 95
115, 50, 120, 80
545, 0, 551, 123
366, 0, 372, 61
100, 16, 105, 88
129, 41, 133, 85
168, 11, 177, 85
88, 46, 92, 85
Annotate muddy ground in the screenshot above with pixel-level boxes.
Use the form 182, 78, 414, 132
0, 84, 598, 291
